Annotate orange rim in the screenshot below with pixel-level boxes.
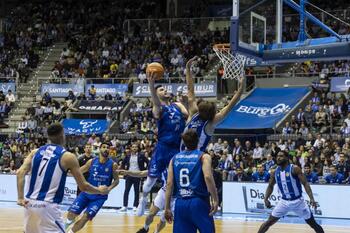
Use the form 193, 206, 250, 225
213, 43, 230, 51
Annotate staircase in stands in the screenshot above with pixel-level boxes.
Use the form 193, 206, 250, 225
1, 43, 67, 134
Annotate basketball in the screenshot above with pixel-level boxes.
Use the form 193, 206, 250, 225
146, 62, 164, 80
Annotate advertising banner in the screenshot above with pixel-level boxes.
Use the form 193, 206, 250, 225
0, 175, 134, 208
215, 88, 309, 131
0, 83, 16, 94
223, 182, 350, 219
85, 84, 128, 97
133, 83, 217, 97
330, 77, 350, 92
77, 100, 122, 112
41, 84, 84, 97
62, 119, 108, 135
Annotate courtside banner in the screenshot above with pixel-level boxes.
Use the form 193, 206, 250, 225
0, 83, 16, 94
215, 88, 309, 131
133, 83, 217, 97
0, 175, 134, 208
330, 77, 350, 92
85, 84, 128, 97
41, 84, 84, 97
63, 119, 108, 135
77, 100, 123, 112
223, 182, 350, 219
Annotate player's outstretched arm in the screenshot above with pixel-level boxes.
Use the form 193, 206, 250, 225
148, 71, 162, 119
185, 56, 199, 117
61, 152, 108, 195
107, 163, 120, 192
117, 169, 148, 178
79, 159, 92, 174
16, 149, 37, 207
264, 170, 276, 208
201, 153, 219, 216
210, 77, 244, 126
165, 159, 175, 224
294, 166, 317, 208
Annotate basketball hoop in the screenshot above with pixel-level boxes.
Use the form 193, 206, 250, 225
213, 43, 246, 80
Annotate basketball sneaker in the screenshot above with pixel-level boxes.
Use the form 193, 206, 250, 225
119, 206, 127, 212
137, 197, 147, 216
136, 227, 149, 233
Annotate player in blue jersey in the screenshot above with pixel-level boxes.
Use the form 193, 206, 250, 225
257, 151, 324, 233
165, 129, 219, 233
180, 57, 243, 152
137, 71, 188, 216
304, 164, 319, 184
65, 142, 119, 233
16, 123, 108, 233
251, 164, 270, 182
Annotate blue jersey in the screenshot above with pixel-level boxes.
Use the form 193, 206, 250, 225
251, 171, 270, 182
173, 149, 209, 199
305, 172, 319, 184
180, 113, 211, 152
275, 164, 302, 201
86, 157, 114, 199
26, 144, 67, 204
325, 173, 344, 184
157, 104, 186, 147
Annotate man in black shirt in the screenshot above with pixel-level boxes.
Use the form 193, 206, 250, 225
77, 143, 94, 194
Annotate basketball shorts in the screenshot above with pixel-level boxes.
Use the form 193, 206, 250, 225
272, 197, 312, 219
148, 143, 179, 178
68, 192, 106, 220
153, 187, 175, 222
173, 197, 215, 233
24, 199, 65, 233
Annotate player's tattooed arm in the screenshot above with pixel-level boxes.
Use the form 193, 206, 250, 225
16, 149, 37, 206
79, 159, 93, 174
185, 56, 199, 117
147, 71, 162, 119
210, 77, 244, 127
294, 166, 317, 208
264, 169, 276, 208
108, 163, 120, 192
165, 159, 175, 224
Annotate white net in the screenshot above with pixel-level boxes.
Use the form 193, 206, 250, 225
213, 44, 246, 80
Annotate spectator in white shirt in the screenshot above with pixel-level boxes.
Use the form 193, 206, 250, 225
344, 113, 350, 127
253, 142, 263, 163
138, 71, 146, 83
213, 138, 224, 154
340, 122, 350, 135
282, 122, 293, 135
313, 134, 325, 148
27, 117, 37, 133
298, 123, 309, 136
5, 90, 15, 106
17, 117, 28, 133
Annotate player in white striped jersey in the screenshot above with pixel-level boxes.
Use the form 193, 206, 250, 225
180, 56, 244, 152
16, 123, 108, 233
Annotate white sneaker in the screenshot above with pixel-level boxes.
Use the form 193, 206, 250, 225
119, 206, 127, 212
137, 197, 147, 216
133, 207, 137, 212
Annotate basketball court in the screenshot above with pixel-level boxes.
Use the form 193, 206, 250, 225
1, 206, 350, 233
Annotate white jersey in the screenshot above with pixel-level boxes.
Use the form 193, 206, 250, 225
26, 144, 67, 204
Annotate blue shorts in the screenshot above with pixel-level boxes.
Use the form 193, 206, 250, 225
174, 197, 215, 233
68, 192, 106, 220
148, 143, 179, 178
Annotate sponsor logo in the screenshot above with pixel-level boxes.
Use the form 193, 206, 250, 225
80, 120, 98, 129
179, 189, 193, 197
236, 103, 291, 117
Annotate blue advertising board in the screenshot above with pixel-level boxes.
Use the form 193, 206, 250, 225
41, 84, 84, 97
85, 84, 128, 97
63, 119, 108, 135
215, 88, 309, 132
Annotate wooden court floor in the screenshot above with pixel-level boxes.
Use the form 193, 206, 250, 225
0, 208, 349, 233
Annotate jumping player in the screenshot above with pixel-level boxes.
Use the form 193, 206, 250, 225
16, 123, 108, 233
137, 71, 187, 216
65, 142, 119, 233
118, 169, 173, 233
165, 129, 219, 233
181, 56, 243, 152
257, 151, 324, 233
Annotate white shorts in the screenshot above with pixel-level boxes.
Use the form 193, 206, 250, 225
153, 188, 175, 222
272, 197, 311, 219
24, 199, 65, 233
